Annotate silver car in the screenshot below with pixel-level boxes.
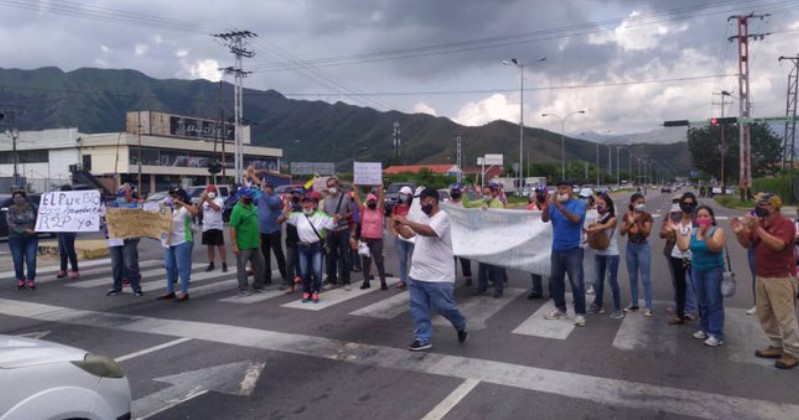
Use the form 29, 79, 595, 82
0, 334, 131, 420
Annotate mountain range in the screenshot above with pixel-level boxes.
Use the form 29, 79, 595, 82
0, 67, 693, 177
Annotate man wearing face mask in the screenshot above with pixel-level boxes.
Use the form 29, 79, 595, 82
322, 177, 354, 289
731, 193, 799, 369
541, 180, 588, 327
393, 187, 467, 351
200, 184, 227, 273
229, 187, 266, 296
105, 184, 144, 297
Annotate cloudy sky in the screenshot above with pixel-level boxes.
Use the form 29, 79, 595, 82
1, 0, 798, 135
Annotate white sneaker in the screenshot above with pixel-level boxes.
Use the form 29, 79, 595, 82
693, 330, 707, 340
703, 336, 724, 347
586, 286, 595, 295
544, 309, 567, 320
574, 315, 586, 327
746, 306, 757, 315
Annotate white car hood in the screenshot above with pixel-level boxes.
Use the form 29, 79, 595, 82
0, 335, 86, 369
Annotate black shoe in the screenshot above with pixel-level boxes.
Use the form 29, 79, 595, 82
409, 340, 433, 352
352, 267, 362, 273
157, 292, 176, 300
205, 263, 215, 272
380, 282, 388, 291
106, 289, 122, 296
134, 291, 144, 297
222, 263, 228, 273
493, 290, 503, 298
527, 292, 543, 300
359, 282, 371, 290
472, 289, 487, 296
457, 329, 468, 344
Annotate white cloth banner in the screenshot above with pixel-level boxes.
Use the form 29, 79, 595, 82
442, 203, 552, 276
35, 190, 102, 233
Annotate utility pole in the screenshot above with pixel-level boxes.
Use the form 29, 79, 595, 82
137, 112, 142, 191
454, 134, 464, 183
393, 121, 401, 164
616, 146, 620, 186
713, 91, 734, 193
1, 107, 22, 189
214, 30, 257, 185
779, 54, 799, 170
729, 13, 769, 200
595, 142, 600, 186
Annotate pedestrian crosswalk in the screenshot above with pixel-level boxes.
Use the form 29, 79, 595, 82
3, 258, 773, 369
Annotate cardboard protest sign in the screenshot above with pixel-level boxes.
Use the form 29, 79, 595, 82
35, 190, 102, 233
353, 162, 383, 185
106, 207, 172, 240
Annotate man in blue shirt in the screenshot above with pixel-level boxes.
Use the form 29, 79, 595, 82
541, 180, 588, 326
246, 171, 287, 286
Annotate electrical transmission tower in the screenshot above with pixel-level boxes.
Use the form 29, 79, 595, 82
728, 13, 769, 200
393, 121, 401, 164
779, 54, 799, 169
214, 30, 257, 184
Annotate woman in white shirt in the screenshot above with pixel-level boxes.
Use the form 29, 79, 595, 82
157, 187, 198, 303
585, 192, 623, 319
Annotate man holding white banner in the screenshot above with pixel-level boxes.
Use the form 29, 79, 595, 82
541, 180, 588, 327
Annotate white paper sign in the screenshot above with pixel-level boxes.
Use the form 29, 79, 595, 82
353, 161, 383, 185
35, 190, 102, 233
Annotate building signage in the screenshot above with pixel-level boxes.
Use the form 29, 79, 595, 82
169, 116, 234, 141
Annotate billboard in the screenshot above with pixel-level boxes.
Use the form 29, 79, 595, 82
169, 116, 234, 141
291, 162, 336, 176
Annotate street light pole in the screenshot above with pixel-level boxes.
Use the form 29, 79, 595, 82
504, 56, 546, 190
595, 141, 600, 186
542, 110, 586, 180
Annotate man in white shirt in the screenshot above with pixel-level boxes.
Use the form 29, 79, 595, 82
393, 187, 468, 351
200, 184, 228, 272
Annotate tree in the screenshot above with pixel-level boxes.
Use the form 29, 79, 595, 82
687, 122, 781, 183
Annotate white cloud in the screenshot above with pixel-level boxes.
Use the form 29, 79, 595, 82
589, 11, 688, 52
185, 58, 222, 81
455, 93, 523, 126
413, 102, 437, 116
99, 44, 111, 54
175, 49, 189, 58
134, 44, 149, 56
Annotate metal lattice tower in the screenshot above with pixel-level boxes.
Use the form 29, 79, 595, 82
214, 30, 257, 184
455, 135, 463, 183
728, 13, 769, 199
779, 54, 799, 169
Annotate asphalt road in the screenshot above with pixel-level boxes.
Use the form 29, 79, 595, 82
1, 190, 798, 420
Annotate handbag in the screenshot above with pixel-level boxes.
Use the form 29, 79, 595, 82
305, 214, 330, 254
721, 244, 736, 297
587, 214, 612, 250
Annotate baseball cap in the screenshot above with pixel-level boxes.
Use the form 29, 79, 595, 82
238, 187, 254, 197
366, 193, 378, 203
450, 183, 462, 191
756, 192, 782, 208
307, 191, 322, 202
399, 186, 413, 195
206, 184, 217, 193
578, 188, 594, 198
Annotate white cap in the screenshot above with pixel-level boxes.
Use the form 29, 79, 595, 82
578, 188, 594, 198
399, 186, 413, 195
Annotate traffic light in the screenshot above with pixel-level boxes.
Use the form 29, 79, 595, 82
709, 117, 737, 125
663, 120, 689, 127
207, 160, 222, 175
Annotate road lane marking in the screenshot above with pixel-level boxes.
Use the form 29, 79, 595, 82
0, 298, 795, 420
420, 379, 480, 420
60, 261, 166, 288
511, 293, 576, 340
282, 277, 400, 310
433, 287, 525, 331
116, 337, 193, 362
350, 292, 410, 319
0, 258, 112, 279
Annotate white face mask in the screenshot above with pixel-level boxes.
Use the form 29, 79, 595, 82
328, 187, 337, 195
634, 203, 646, 212
671, 203, 680, 212
303, 208, 314, 215
557, 194, 569, 203
207, 192, 216, 199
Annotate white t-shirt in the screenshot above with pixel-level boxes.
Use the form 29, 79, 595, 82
409, 210, 455, 283
671, 221, 693, 259
594, 214, 619, 256
201, 197, 225, 231
164, 206, 192, 248
287, 211, 337, 244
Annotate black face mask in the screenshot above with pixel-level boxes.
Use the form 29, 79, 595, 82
754, 207, 770, 218
367, 202, 377, 209
680, 203, 696, 214
421, 204, 433, 215
450, 191, 462, 200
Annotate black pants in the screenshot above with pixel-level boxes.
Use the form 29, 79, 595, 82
57, 232, 78, 272
455, 257, 472, 278
285, 243, 301, 281
669, 257, 690, 319
260, 232, 287, 284
326, 228, 351, 284
362, 238, 386, 284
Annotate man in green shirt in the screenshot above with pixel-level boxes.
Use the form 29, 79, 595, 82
229, 187, 266, 295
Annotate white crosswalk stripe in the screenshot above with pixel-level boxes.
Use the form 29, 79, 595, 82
0, 258, 113, 280
511, 293, 578, 340
435, 287, 526, 331
350, 292, 410, 319
65, 261, 180, 289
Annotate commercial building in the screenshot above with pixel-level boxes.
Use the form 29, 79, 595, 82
0, 111, 283, 195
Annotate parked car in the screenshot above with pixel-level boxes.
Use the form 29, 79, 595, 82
384, 182, 417, 216
661, 186, 672, 193
0, 334, 131, 420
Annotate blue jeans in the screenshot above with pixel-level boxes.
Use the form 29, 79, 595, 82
110, 238, 141, 292
625, 242, 652, 309
299, 243, 324, 293
394, 238, 415, 285
549, 247, 586, 314
594, 255, 621, 311
9, 235, 38, 281
531, 274, 545, 295
165, 241, 193, 294
692, 265, 725, 340
57, 232, 78, 272
408, 278, 467, 344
